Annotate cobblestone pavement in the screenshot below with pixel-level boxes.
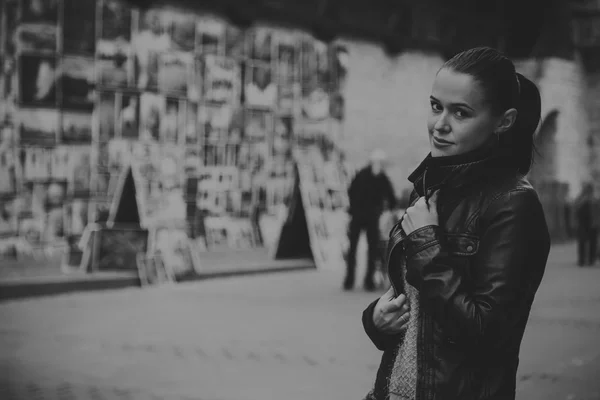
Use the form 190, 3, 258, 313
1, 243, 599, 400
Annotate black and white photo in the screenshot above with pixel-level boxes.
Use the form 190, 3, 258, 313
134, 10, 172, 91
249, 27, 273, 62
196, 16, 225, 55
168, 10, 196, 52
21, 0, 58, 24
158, 51, 191, 96
59, 56, 95, 111
203, 55, 241, 104
61, 111, 93, 144
96, 91, 117, 141
17, 23, 57, 53
69, 147, 92, 195
117, 92, 139, 139
62, 0, 96, 55
97, 40, 131, 88
100, 0, 132, 43
225, 25, 246, 59
160, 98, 183, 144
245, 64, 276, 109
18, 55, 57, 107
139, 92, 165, 141
18, 108, 58, 146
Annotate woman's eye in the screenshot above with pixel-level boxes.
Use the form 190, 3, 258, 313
455, 110, 468, 118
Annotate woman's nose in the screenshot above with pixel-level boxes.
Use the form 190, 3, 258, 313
433, 113, 450, 132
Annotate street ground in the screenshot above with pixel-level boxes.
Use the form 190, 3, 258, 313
0, 243, 599, 400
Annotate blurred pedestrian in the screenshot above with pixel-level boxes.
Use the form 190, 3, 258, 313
345, 149, 397, 291
362, 47, 550, 400
574, 182, 599, 266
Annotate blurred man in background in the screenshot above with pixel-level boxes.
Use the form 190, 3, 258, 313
344, 149, 397, 291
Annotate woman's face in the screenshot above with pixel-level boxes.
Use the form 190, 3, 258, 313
427, 68, 502, 157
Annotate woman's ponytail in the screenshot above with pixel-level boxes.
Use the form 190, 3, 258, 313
502, 73, 542, 175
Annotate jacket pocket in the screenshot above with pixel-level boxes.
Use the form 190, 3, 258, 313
442, 233, 479, 256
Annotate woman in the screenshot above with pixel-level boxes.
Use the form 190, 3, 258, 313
362, 47, 551, 400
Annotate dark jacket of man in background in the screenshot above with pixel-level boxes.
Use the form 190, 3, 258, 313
345, 151, 397, 291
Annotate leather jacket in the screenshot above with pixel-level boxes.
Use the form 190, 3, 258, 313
362, 150, 551, 400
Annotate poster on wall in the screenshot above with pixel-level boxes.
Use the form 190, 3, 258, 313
18, 108, 59, 146
63, 0, 96, 55
0, 149, 18, 195
17, 22, 58, 53
59, 56, 95, 110
203, 55, 241, 104
18, 55, 58, 107
196, 16, 225, 55
245, 64, 276, 109
139, 92, 165, 141
61, 111, 93, 143
117, 92, 139, 139
158, 51, 192, 96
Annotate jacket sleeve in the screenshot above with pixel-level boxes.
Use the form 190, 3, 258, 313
403, 189, 550, 348
362, 298, 406, 351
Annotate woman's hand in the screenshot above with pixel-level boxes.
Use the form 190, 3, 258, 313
401, 191, 439, 235
373, 286, 411, 334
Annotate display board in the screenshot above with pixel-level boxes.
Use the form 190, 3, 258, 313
0, 0, 348, 259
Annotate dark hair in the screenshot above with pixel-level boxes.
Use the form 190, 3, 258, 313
442, 47, 542, 175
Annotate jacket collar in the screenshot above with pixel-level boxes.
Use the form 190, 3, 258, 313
408, 147, 518, 198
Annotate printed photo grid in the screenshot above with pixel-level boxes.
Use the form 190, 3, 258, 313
5, 1, 347, 249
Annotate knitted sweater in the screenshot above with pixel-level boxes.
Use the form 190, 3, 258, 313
388, 255, 420, 399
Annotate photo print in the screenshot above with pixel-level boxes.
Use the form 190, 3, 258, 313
61, 111, 93, 144
184, 101, 198, 144
160, 98, 184, 144
69, 147, 92, 195
18, 108, 58, 146
196, 16, 225, 55
59, 56, 95, 111
18, 215, 45, 245
249, 27, 273, 62
91, 142, 110, 172
187, 56, 202, 102
225, 24, 247, 59
3, 0, 19, 55
301, 81, 331, 121
100, 0, 132, 43
275, 31, 299, 81
64, 198, 89, 235
244, 109, 273, 143
158, 51, 192, 96
18, 55, 57, 106
1, 57, 17, 102
17, 22, 58, 53
184, 147, 202, 176
331, 43, 349, 92
22, 147, 52, 181
96, 91, 117, 141
272, 115, 293, 158
245, 64, 276, 109
62, 0, 96, 55
203, 55, 241, 104
0, 123, 18, 151
300, 38, 333, 86
134, 9, 173, 91
139, 92, 166, 141
97, 39, 131, 88
21, 0, 58, 24
166, 9, 196, 52
277, 82, 300, 114
107, 138, 132, 172
0, 149, 18, 195
116, 92, 139, 139
50, 146, 71, 180
91, 171, 111, 197
0, 199, 17, 237
199, 103, 234, 144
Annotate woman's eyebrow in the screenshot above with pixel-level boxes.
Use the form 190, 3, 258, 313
430, 95, 474, 111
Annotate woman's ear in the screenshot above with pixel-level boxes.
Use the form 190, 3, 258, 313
495, 108, 518, 134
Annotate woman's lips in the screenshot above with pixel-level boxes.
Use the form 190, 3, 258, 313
432, 136, 454, 146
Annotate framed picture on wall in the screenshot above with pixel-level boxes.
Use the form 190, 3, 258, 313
61, 111, 93, 144
116, 91, 140, 139
96, 91, 117, 141
59, 56, 95, 111
196, 16, 225, 56
18, 55, 58, 107
62, 0, 96, 55
17, 108, 59, 146
17, 22, 58, 53
245, 63, 276, 109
